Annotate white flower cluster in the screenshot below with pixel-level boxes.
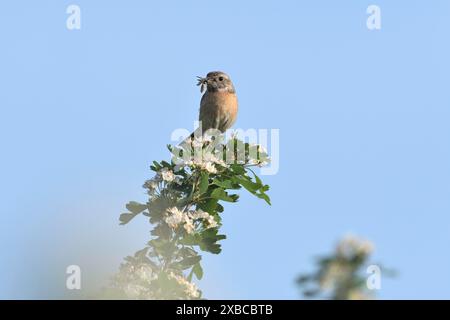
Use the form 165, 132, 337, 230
317, 235, 374, 294
175, 136, 272, 172
111, 261, 201, 299
192, 209, 218, 228
164, 207, 195, 234
246, 144, 270, 167
144, 168, 183, 195
143, 177, 159, 195
169, 272, 201, 299
112, 262, 158, 299
190, 135, 214, 149
182, 151, 226, 174
158, 167, 183, 184
319, 261, 351, 290
318, 262, 371, 300
164, 207, 218, 234
336, 234, 374, 258
175, 135, 228, 174
160, 167, 175, 182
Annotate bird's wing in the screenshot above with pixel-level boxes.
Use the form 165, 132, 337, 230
199, 93, 219, 133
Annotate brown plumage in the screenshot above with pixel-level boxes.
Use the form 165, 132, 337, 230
196, 71, 238, 134
179, 72, 238, 148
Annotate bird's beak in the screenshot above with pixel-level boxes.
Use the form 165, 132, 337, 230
196, 76, 207, 83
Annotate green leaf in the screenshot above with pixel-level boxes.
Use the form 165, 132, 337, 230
134, 247, 149, 258
148, 238, 176, 258
193, 262, 203, 280
215, 234, 226, 241
248, 168, 268, 190
179, 233, 201, 246
187, 268, 194, 282
151, 223, 172, 239
125, 201, 147, 214
161, 160, 171, 168
180, 255, 202, 269
199, 242, 222, 254
202, 227, 226, 239
212, 178, 240, 190
234, 176, 259, 193
230, 164, 246, 175
155, 272, 179, 294
194, 228, 226, 254
254, 173, 263, 186
198, 198, 218, 214
152, 161, 162, 171
211, 187, 235, 202
119, 212, 140, 225
256, 192, 271, 205
198, 229, 227, 254
179, 247, 197, 258
199, 172, 209, 194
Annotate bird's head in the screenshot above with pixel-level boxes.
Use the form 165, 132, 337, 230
197, 71, 235, 94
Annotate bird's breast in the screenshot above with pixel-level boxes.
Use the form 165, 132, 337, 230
202, 91, 238, 115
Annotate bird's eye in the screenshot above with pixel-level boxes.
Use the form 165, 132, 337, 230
218, 77, 224, 81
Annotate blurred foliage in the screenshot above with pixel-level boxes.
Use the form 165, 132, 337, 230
297, 235, 394, 300
103, 136, 271, 299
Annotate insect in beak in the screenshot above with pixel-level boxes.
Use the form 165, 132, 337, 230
196, 76, 208, 93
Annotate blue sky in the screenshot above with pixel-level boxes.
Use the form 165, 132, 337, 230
1, 0, 450, 299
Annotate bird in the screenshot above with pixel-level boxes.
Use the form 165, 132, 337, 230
196, 71, 238, 135
180, 71, 238, 149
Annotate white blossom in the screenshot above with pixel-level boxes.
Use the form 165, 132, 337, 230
319, 261, 350, 290
174, 175, 183, 185
189, 135, 214, 149
185, 281, 201, 299
165, 207, 198, 233
191, 209, 209, 220
203, 162, 217, 174
178, 146, 227, 172
124, 284, 146, 299
258, 157, 270, 167
143, 178, 159, 195
257, 144, 268, 154
148, 179, 159, 189
191, 210, 217, 229
336, 235, 374, 258
202, 134, 214, 144
111, 261, 158, 299
203, 152, 226, 167
136, 264, 157, 283
191, 138, 204, 149
165, 207, 184, 228
205, 215, 218, 228
183, 215, 195, 234
160, 168, 175, 182
169, 272, 201, 299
